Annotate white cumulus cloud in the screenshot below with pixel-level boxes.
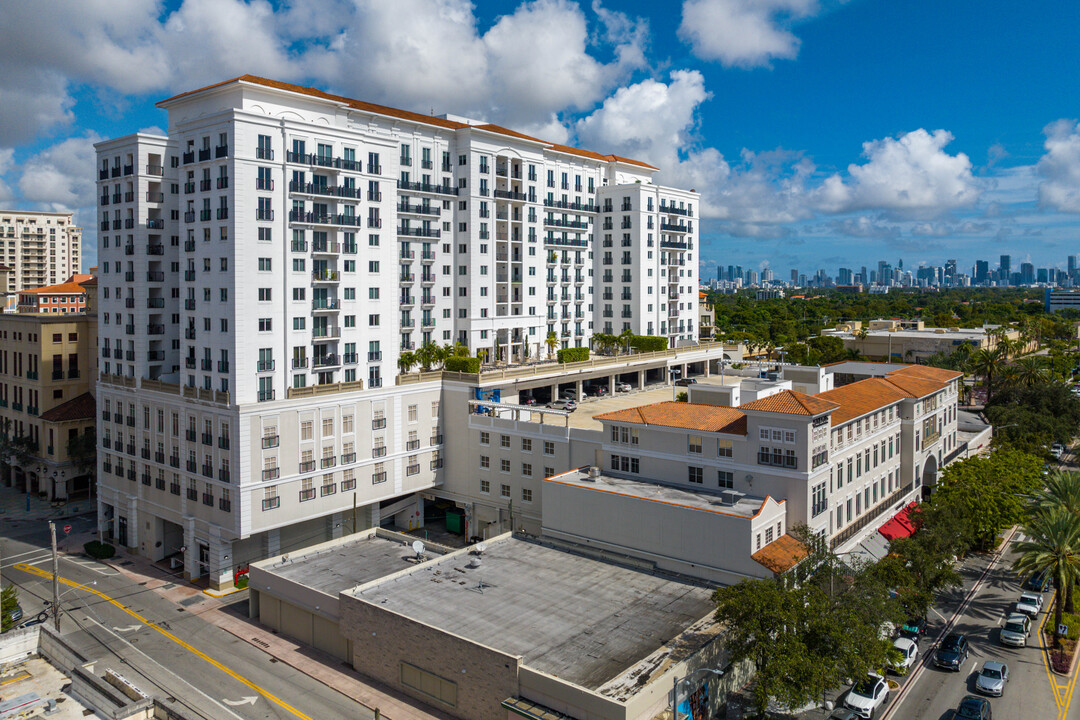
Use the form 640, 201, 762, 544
815, 129, 980, 216
678, 0, 818, 68
18, 134, 102, 211
1037, 119, 1080, 212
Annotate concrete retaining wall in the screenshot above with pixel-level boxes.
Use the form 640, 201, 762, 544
0, 625, 39, 665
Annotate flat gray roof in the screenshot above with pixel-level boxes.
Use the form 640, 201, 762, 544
353, 537, 716, 695
550, 468, 767, 519
269, 534, 422, 595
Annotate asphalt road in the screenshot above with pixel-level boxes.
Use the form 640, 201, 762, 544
1, 515, 376, 720
885, 535, 1065, 720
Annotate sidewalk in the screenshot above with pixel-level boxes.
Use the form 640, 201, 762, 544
0, 487, 92, 522
91, 547, 453, 720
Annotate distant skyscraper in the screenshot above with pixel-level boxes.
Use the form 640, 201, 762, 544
1020, 262, 1035, 285
790, 268, 798, 284
945, 259, 957, 277
1070, 255, 1078, 277
1000, 254, 1011, 274
974, 260, 989, 283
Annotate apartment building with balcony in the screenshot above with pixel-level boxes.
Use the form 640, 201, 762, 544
437, 360, 959, 584
0, 211, 82, 294
0, 308, 97, 500
93, 75, 700, 589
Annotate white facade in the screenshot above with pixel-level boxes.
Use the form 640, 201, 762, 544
94, 76, 699, 588
0, 210, 82, 294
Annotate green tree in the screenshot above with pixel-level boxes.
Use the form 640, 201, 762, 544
0, 584, 18, 633
1013, 508, 1080, 649
545, 331, 559, 357
970, 346, 1004, 402
396, 351, 417, 374
1033, 470, 1080, 611
931, 448, 1043, 549
712, 578, 816, 716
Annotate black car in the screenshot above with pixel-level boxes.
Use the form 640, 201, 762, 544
954, 695, 991, 720
934, 633, 969, 671
674, 378, 697, 386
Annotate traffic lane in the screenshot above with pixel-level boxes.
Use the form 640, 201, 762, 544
8, 559, 375, 720
888, 546, 1058, 720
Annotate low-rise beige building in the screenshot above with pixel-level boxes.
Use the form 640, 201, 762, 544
250, 530, 737, 720
0, 310, 97, 499
821, 319, 1030, 362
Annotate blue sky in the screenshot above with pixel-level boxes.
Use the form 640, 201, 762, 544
2, 0, 1079, 277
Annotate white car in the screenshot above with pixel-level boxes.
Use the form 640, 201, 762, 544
1000, 613, 1030, 647
1015, 592, 1044, 618
844, 673, 889, 719
614, 382, 631, 392
889, 637, 918, 675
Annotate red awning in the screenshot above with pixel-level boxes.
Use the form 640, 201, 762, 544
879, 502, 919, 541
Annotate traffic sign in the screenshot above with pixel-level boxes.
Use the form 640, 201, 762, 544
62, 524, 71, 534
1060, 624, 1069, 636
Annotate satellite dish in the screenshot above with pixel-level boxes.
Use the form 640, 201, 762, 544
412, 540, 426, 557
476, 543, 487, 554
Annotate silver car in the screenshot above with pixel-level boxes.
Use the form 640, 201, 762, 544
975, 660, 1008, 697
1000, 614, 1030, 647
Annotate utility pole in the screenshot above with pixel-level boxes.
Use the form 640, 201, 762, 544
49, 521, 59, 632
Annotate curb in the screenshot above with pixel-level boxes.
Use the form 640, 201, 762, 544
1040, 590, 1079, 678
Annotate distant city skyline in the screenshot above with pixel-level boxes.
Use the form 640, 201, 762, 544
706, 250, 1080, 289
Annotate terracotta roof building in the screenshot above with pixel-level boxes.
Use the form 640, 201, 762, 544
17, 273, 93, 313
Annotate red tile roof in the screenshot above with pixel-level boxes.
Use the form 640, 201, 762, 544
20, 280, 88, 295
738, 390, 838, 416
160, 75, 658, 171
39, 392, 95, 423
887, 364, 963, 382
815, 378, 910, 425
751, 534, 808, 574
593, 401, 747, 435
880, 374, 947, 399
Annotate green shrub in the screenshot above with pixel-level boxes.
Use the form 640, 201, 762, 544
235, 575, 249, 590
557, 347, 590, 363
675, 392, 688, 403
628, 335, 668, 353
445, 356, 481, 373
84, 541, 115, 560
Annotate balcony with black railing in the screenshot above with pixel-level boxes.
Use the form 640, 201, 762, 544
396, 180, 458, 196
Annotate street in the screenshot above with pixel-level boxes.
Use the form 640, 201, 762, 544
884, 533, 1070, 720
1, 512, 378, 720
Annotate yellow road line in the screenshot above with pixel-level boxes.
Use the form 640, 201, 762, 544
14, 563, 314, 720
1036, 588, 1080, 720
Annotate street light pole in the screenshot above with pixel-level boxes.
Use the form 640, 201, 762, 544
49, 521, 59, 632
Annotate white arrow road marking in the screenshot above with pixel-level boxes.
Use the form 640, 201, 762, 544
113, 624, 142, 632
222, 696, 258, 706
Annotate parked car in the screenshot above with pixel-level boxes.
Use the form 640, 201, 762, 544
3, 605, 22, 628
674, 377, 697, 387
561, 390, 581, 401
975, 661, 1009, 697
934, 632, 970, 671
547, 399, 577, 412
888, 637, 918, 675
520, 395, 537, 406
614, 382, 631, 392
899, 616, 928, 640
1025, 570, 1052, 592
953, 695, 992, 720
843, 673, 889, 719
1015, 592, 1044, 618
999, 613, 1031, 647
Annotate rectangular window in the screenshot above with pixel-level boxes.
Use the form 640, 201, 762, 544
717, 439, 733, 457
688, 435, 702, 454
688, 466, 703, 484
544, 441, 555, 455
717, 470, 734, 489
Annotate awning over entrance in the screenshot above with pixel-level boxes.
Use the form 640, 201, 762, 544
878, 502, 919, 541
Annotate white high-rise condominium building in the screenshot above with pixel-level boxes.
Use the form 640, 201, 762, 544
0, 211, 82, 294
94, 75, 699, 589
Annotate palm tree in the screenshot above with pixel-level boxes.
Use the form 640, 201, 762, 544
1013, 508, 1080, 648
396, 351, 417, 375
415, 343, 440, 371
545, 331, 558, 358
1015, 357, 1050, 388
969, 346, 1004, 402
1034, 471, 1080, 612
